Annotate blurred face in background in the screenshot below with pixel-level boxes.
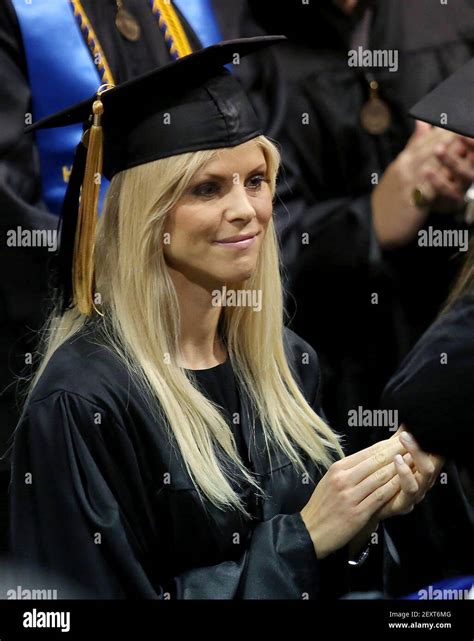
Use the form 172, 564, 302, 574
333, 0, 378, 20
333, 0, 360, 15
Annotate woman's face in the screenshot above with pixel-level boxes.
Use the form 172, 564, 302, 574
164, 140, 273, 288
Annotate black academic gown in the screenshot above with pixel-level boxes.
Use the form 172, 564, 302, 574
380, 293, 474, 595
9, 322, 349, 599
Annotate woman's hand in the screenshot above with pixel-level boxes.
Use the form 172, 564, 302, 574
300, 430, 442, 560
300, 435, 408, 559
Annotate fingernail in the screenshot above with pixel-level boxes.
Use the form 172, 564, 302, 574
400, 431, 414, 444
395, 454, 404, 466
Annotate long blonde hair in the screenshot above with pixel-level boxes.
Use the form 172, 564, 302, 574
27, 135, 343, 514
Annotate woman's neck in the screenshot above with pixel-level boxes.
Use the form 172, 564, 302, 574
169, 267, 227, 370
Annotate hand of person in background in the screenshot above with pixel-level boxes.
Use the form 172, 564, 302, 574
431, 134, 474, 213
300, 430, 442, 560
371, 121, 474, 248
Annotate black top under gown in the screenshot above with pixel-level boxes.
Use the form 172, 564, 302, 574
192, 359, 250, 469
8, 321, 350, 599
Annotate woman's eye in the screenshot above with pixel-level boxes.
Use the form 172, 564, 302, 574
247, 174, 268, 190
191, 175, 268, 197
193, 182, 219, 198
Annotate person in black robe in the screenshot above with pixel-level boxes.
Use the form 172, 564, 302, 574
383, 56, 474, 463
383, 62, 474, 453
6, 37, 440, 599
379, 61, 474, 595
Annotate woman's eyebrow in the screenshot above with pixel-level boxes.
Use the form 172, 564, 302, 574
248, 163, 267, 174
195, 164, 267, 180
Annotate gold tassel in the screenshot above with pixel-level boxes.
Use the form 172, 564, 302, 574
73, 95, 105, 316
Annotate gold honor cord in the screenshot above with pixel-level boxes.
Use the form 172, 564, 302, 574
152, 0, 193, 59
69, 0, 116, 85
70, 0, 193, 82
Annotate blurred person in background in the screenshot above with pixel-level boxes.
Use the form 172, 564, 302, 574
238, 0, 474, 452
382, 61, 474, 595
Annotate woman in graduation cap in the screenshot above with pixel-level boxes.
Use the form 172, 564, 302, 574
8, 37, 441, 600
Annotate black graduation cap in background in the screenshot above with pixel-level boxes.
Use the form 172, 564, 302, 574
26, 36, 285, 316
409, 58, 474, 138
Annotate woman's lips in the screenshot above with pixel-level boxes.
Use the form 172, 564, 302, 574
214, 233, 258, 249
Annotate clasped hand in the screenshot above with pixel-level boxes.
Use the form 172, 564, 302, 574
300, 427, 444, 559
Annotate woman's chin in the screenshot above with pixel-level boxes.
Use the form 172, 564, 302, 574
219, 267, 256, 285
227, 258, 259, 282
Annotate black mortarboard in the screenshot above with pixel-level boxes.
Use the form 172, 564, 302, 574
409, 58, 474, 138
26, 36, 285, 316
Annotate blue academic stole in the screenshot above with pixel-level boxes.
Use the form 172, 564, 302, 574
12, 0, 109, 216
174, 0, 222, 49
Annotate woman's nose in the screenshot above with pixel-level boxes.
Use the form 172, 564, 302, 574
224, 185, 256, 221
